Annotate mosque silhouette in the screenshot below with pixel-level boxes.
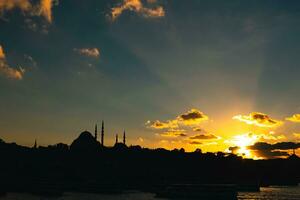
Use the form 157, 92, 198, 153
69, 121, 127, 152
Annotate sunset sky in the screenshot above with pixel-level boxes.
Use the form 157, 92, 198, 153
1, 0, 300, 159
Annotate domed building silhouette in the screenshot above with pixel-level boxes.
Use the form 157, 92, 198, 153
70, 131, 101, 152
113, 130, 128, 150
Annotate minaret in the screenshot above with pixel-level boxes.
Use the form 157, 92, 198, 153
101, 120, 104, 146
123, 130, 126, 145
115, 134, 118, 144
33, 139, 37, 149
94, 124, 98, 140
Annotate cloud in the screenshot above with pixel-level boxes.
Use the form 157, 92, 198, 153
286, 114, 300, 122
233, 112, 282, 127
146, 108, 209, 139
258, 134, 286, 142
189, 134, 218, 140
111, 0, 165, 20
249, 141, 300, 153
193, 127, 203, 132
37, 0, 55, 23
0, 46, 5, 59
188, 132, 219, 146
0, 0, 57, 23
247, 142, 300, 159
253, 149, 289, 158
74, 48, 100, 58
146, 120, 178, 129
189, 141, 202, 145
0, 45, 25, 80
228, 141, 299, 159
228, 146, 240, 154
0, 0, 32, 13
160, 129, 187, 137
177, 109, 209, 125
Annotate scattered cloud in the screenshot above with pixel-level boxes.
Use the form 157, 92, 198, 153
146, 108, 209, 142
160, 129, 187, 137
177, 109, 209, 125
254, 150, 290, 159
188, 132, 219, 146
146, 120, 178, 129
228, 146, 240, 154
0, 0, 58, 23
111, 0, 165, 20
189, 141, 202, 145
193, 127, 203, 132
189, 134, 218, 140
258, 134, 286, 142
249, 142, 300, 151
74, 48, 100, 58
286, 114, 300, 122
233, 112, 283, 127
228, 141, 299, 159
0, 46, 5, 59
146, 109, 208, 131
0, 0, 32, 13
247, 142, 300, 159
37, 0, 56, 23
0, 45, 25, 80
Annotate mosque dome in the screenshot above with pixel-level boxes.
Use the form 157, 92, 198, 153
70, 131, 100, 152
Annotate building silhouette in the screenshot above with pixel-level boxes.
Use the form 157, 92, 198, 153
123, 130, 126, 145
101, 120, 104, 146
33, 139, 37, 149
94, 124, 97, 141
115, 134, 118, 144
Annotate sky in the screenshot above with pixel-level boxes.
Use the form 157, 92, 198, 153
1, 0, 300, 159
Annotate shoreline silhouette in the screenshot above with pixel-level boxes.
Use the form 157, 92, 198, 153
0, 123, 299, 199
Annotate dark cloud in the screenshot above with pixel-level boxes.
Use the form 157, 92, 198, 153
189, 134, 217, 140
193, 127, 203, 132
228, 146, 240, 154
233, 112, 282, 127
146, 109, 208, 134
177, 109, 209, 125
247, 142, 300, 159
189, 141, 202, 145
249, 142, 300, 151
252, 150, 290, 158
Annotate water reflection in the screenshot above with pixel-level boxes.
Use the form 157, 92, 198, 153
1, 186, 300, 200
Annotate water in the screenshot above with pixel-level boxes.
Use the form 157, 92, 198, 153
1, 186, 300, 200
238, 186, 300, 200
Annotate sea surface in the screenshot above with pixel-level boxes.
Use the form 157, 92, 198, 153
1, 186, 300, 200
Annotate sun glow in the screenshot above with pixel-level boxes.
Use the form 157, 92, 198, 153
232, 134, 258, 158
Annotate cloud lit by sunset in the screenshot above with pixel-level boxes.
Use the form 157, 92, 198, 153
233, 112, 283, 128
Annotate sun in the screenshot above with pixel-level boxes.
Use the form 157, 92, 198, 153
232, 134, 258, 158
